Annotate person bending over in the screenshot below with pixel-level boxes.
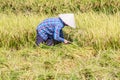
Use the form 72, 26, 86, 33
36, 13, 76, 46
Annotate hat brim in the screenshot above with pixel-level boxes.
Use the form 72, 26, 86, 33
59, 13, 76, 28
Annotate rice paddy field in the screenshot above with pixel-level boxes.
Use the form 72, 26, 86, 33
0, 0, 120, 80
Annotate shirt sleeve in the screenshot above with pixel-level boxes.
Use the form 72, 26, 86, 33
60, 30, 64, 38
54, 25, 64, 42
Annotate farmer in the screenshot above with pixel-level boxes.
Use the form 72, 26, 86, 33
36, 13, 76, 46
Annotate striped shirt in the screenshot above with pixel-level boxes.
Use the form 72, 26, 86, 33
36, 18, 65, 42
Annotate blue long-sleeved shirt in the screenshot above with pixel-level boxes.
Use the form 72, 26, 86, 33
36, 18, 65, 42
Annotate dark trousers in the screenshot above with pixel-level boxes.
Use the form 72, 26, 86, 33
35, 31, 55, 46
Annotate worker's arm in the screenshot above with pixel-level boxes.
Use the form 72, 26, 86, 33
54, 25, 71, 44
54, 25, 64, 42
60, 29, 64, 38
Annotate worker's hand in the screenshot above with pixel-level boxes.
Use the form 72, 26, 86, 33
64, 39, 71, 44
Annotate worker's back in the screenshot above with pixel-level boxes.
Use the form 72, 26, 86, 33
36, 18, 64, 41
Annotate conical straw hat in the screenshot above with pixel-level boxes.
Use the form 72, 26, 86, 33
59, 13, 76, 28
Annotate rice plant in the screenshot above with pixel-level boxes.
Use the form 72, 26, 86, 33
0, 12, 120, 50
0, 0, 120, 80
0, 0, 120, 14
